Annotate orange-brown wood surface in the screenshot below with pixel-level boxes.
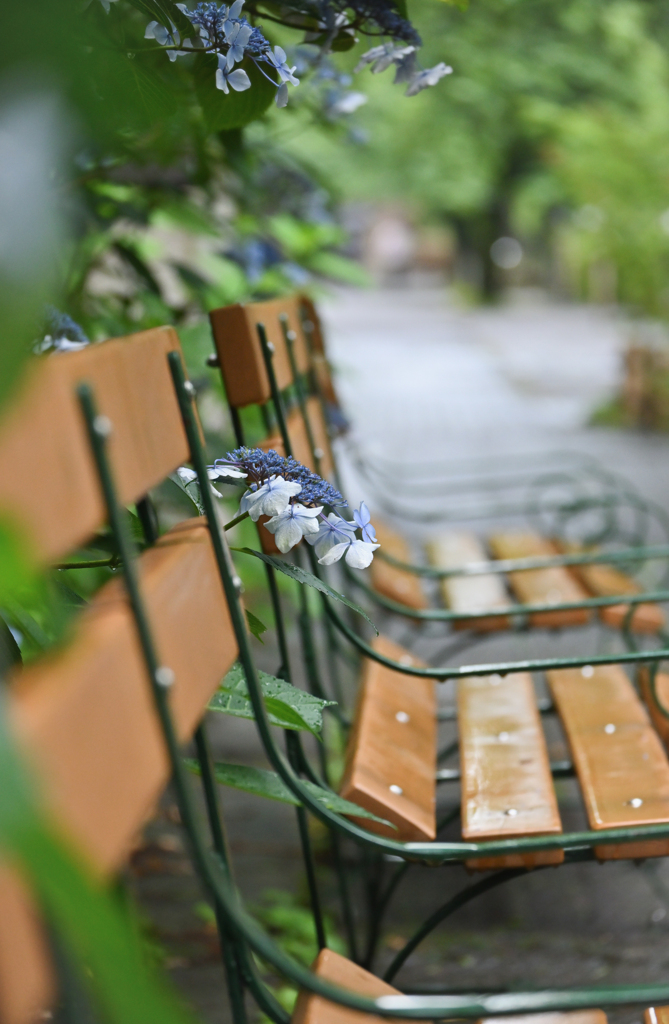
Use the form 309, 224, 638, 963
459, 673, 563, 870
340, 636, 436, 842
259, 400, 334, 480
1, 519, 237, 1024
210, 297, 310, 408
292, 949, 404, 1024
0, 327, 188, 565
646, 1008, 669, 1024
480, 1014, 607, 1024
488, 533, 590, 628
638, 669, 669, 749
570, 558, 664, 633
548, 665, 669, 859
299, 296, 340, 407
428, 533, 510, 631
369, 522, 427, 609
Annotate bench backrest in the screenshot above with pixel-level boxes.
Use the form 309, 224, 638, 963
0, 333, 238, 1024
0, 327, 189, 563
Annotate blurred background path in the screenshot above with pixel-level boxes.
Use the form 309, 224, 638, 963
321, 286, 669, 505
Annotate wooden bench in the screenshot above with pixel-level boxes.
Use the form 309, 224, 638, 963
488, 533, 591, 628
340, 636, 436, 842
428, 532, 510, 630
293, 948, 607, 1024
459, 673, 562, 869
555, 542, 665, 634
548, 665, 669, 860
0, 329, 239, 1024
369, 521, 428, 610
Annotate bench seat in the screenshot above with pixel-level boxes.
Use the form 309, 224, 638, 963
548, 665, 669, 860
369, 522, 428, 610
488, 533, 590, 628
428, 532, 510, 631
340, 636, 436, 842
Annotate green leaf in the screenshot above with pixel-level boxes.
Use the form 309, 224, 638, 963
233, 548, 379, 634
209, 662, 335, 736
245, 608, 267, 643
185, 759, 394, 827
125, 0, 193, 35
193, 52, 276, 131
169, 471, 205, 515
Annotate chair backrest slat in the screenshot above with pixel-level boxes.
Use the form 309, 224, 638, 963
210, 298, 309, 407
0, 327, 188, 563
2, 518, 238, 1023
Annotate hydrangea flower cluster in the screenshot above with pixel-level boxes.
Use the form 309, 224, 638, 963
206, 447, 380, 567
355, 42, 452, 97
143, 0, 300, 107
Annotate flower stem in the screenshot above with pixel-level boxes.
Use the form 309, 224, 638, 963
224, 510, 250, 531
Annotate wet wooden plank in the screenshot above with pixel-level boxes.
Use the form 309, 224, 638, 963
0, 327, 188, 565
558, 543, 665, 634
459, 673, 563, 870
210, 297, 310, 408
428, 532, 510, 631
1, 519, 238, 1024
646, 1007, 669, 1024
480, 1014, 607, 1024
293, 950, 606, 1024
293, 949, 408, 1024
548, 664, 669, 859
340, 636, 436, 842
369, 522, 427, 610
488, 533, 590, 628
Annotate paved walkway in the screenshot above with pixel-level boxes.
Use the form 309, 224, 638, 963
320, 286, 669, 508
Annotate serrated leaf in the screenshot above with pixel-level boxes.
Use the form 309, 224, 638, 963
233, 548, 378, 634
209, 662, 335, 736
245, 608, 267, 643
193, 52, 276, 131
185, 759, 394, 826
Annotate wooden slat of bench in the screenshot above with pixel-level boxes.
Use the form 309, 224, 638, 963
459, 673, 563, 870
293, 950, 607, 1024
548, 665, 669, 859
210, 297, 310, 408
299, 297, 339, 409
340, 636, 436, 842
428, 533, 510, 631
259, 399, 334, 480
488, 533, 590, 628
1, 519, 237, 1024
0, 327, 188, 564
292, 948, 407, 1024
646, 1007, 669, 1024
369, 522, 427, 610
559, 544, 665, 634
481, 1014, 607, 1024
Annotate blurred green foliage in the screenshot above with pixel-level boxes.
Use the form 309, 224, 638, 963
291, 0, 669, 312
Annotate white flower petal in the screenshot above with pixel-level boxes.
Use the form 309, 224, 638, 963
273, 518, 304, 553
318, 541, 351, 565
215, 68, 230, 93
344, 540, 379, 569
228, 68, 251, 92
177, 466, 197, 484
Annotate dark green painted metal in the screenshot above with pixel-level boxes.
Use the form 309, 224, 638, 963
377, 541, 669, 579
383, 869, 528, 983
346, 559, 669, 622
75, 364, 669, 1023
320, 587, 669, 681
